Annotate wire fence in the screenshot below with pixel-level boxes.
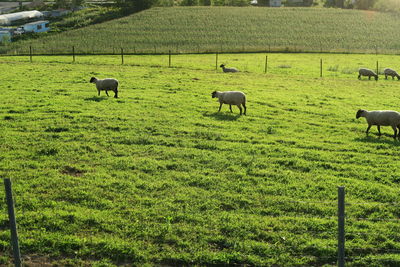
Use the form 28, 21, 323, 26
2, 181, 400, 266
2, 49, 400, 82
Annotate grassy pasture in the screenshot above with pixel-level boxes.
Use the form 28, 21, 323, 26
3, 7, 400, 55
1, 53, 400, 266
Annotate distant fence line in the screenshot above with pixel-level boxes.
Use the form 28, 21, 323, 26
0, 43, 393, 57
3, 182, 400, 266
1, 47, 390, 79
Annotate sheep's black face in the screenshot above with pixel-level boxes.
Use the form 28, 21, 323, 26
374, 76, 378, 81
219, 64, 225, 68
356, 109, 364, 119
211, 91, 217, 98
89, 77, 96, 83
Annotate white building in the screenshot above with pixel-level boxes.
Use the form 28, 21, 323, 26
21, 20, 50, 33
270, 0, 281, 6
0, 10, 43, 26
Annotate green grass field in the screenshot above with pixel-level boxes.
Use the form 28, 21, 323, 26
1, 53, 400, 266
3, 6, 400, 55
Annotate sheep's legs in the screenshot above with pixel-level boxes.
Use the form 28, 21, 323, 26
229, 105, 233, 113
242, 104, 246, 115
238, 105, 242, 115
377, 125, 381, 136
105, 90, 110, 97
98, 90, 100, 96
366, 125, 371, 135
358, 74, 361, 80
218, 103, 223, 112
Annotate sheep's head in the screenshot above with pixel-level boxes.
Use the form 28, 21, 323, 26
219, 64, 225, 68
356, 109, 366, 119
374, 75, 378, 81
89, 77, 97, 83
211, 91, 218, 98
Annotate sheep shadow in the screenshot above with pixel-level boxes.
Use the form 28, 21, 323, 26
355, 134, 400, 145
84, 96, 108, 102
203, 112, 242, 121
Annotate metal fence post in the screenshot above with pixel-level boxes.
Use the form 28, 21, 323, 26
169, 50, 171, 68
338, 186, 345, 267
320, 58, 323, 78
215, 52, 218, 70
29, 46, 32, 63
4, 178, 21, 267
72, 46, 75, 63
121, 48, 124, 65
215, 52, 218, 71
264, 55, 268, 74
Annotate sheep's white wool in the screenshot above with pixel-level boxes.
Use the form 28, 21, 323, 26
220, 64, 239, 73
90, 77, 119, 98
212, 91, 246, 115
356, 109, 400, 138
384, 68, 400, 80
358, 68, 378, 80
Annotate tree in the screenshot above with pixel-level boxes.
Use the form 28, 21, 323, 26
116, 0, 157, 12
335, 0, 344, 8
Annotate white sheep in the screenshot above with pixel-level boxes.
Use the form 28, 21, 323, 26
384, 68, 400, 80
211, 90, 246, 115
358, 68, 378, 81
356, 109, 400, 138
90, 77, 119, 98
220, 64, 239, 73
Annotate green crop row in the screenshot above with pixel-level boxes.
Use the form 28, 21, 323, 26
2, 7, 400, 55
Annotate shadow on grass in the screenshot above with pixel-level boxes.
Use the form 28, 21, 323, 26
84, 96, 107, 102
355, 134, 400, 145
203, 112, 242, 121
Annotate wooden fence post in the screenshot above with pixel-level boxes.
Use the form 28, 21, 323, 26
4, 179, 21, 267
121, 48, 124, 65
72, 46, 75, 63
376, 61, 379, 75
338, 186, 345, 267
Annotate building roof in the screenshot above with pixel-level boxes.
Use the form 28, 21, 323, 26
0, 10, 43, 25
23, 20, 49, 26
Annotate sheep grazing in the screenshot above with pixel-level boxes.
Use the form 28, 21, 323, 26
220, 64, 239, 73
211, 91, 246, 115
356, 109, 400, 139
384, 68, 400, 80
90, 77, 119, 98
358, 68, 378, 81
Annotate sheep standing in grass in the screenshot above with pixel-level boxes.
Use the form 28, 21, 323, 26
356, 109, 400, 139
220, 64, 239, 73
358, 68, 378, 81
384, 68, 400, 80
212, 91, 246, 115
90, 77, 119, 98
